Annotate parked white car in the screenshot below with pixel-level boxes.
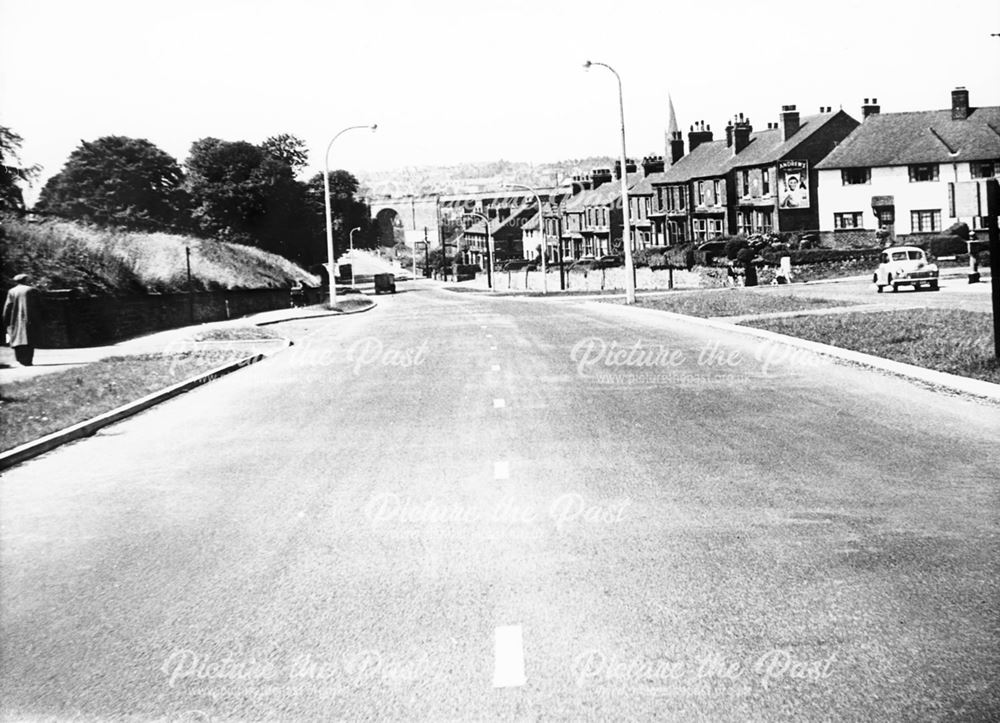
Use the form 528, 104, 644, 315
874, 246, 939, 292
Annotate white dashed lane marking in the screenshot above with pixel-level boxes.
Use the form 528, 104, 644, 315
493, 625, 527, 687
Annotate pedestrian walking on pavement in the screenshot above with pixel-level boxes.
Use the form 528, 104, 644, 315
3, 273, 41, 366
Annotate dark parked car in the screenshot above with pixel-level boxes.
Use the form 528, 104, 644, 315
501, 259, 534, 272
593, 254, 624, 269
373, 273, 396, 294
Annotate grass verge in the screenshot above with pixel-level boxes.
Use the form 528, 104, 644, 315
0, 348, 265, 451
609, 288, 856, 318
742, 309, 1000, 384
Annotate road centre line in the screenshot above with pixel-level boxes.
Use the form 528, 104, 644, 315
493, 625, 527, 687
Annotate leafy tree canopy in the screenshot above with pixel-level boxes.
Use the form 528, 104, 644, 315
260, 134, 308, 173
184, 137, 310, 255
1, 126, 42, 212
35, 135, 187, 229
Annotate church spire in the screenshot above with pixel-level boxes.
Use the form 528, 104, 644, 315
666, 94, 680, 136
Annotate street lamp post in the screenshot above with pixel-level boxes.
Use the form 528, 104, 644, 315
463, 212, 493, 289
584, 60, 636, 305
503, 183, 546, 294
348, 226, 361, 287
324, 124, 377, 308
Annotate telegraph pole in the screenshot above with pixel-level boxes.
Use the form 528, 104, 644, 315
986, 179, 1000, 358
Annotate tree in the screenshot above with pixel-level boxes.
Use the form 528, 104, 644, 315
0, 127, 40, 212
304, 170, 372, 261
184, 137, 310, 255
35, 136, 188, 229
261, 134, 308, 174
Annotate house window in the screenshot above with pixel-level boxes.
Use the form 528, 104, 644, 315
697, 182, 705, 205
708, 218, 724, 239
762, 169, 770, 195
740, 170, 750, 197
737, 210, 752, 235
692, 218, 707, 241
713, 180, 721, 205
970, 161, 996, 179
841, 168, 871, 185
668, 219, 687, 244
834, 212, 864, 229
908, 164, 939, 182
910, 209, 941, 232
755, 210, 773, 234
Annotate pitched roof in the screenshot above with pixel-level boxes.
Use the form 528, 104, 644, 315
816, 106, 1000, 169
630, 175, 654, 195
658, 139, 733, 183
656, 112, 850, 182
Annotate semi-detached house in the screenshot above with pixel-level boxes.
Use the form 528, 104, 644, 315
815, 88, 1000, 243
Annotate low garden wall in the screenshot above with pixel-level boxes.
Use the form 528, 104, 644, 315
490, 266, 729, 292
35, 287, 311, 348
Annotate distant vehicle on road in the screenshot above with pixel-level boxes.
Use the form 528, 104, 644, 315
373, 273, 396, 294
874, 246, 939, 292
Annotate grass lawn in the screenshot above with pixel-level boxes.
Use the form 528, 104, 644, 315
0, 347, 264, 452
742, 309, 1000, 384
611, 288, 856, 318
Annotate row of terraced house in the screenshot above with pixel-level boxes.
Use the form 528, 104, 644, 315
449, 85, 998, 266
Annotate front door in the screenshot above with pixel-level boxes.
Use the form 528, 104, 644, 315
877, 207, 895, 240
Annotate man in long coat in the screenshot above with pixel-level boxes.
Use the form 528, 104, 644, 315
3, 273, 40, 366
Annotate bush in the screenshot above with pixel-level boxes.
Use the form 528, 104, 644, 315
725, 237, 749, 260
760, 247, 882, 265
920, 235, 970, 257
945, 221, 970, 240
664, 243, 696, 270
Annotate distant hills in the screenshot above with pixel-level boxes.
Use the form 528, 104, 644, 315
355, 157, 617, 199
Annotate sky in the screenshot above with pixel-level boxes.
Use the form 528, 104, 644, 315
2, 0, 999, 204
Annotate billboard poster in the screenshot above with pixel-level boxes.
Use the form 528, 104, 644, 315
778, 160, 809, 209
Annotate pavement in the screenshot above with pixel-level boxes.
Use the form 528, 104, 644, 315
2, 279, 998, 720
0, 302, 361, 384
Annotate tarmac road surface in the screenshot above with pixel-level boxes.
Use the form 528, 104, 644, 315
2, 282, 998, 721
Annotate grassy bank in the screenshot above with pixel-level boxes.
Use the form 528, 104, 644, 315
0, 336, 283, 451
742, 309, 1000, 384
1, 215, 319, 294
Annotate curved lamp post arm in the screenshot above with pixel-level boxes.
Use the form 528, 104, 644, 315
463, 212, 493, 289
584, 59, 635, 304
503, 182, 547, 294
323, 124, 377, 308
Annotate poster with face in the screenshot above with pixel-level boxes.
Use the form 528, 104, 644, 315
778, 160, 809, 208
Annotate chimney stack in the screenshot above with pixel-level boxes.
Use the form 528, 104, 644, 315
641, 155, 665, 176
780, 105, 800, 141
590, 167, 613, 189
687, 121, 713, 152
861, 97, 880, 119
725, 119, 735, 148
733, 115, 752, 154
614, 158, 637, 180
668, 131, 685, 165
952, 87, 970, 120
